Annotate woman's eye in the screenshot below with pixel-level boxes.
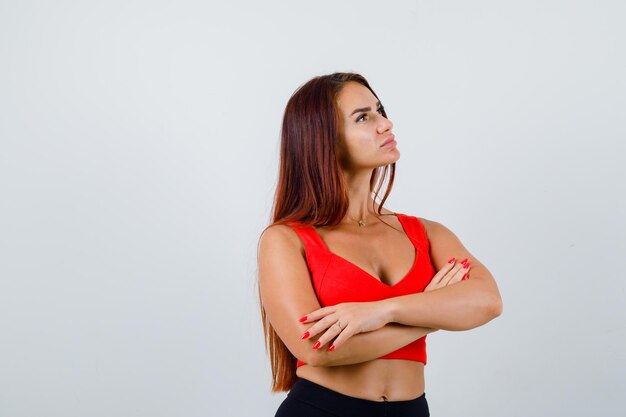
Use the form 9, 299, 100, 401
357, 107, 384, 123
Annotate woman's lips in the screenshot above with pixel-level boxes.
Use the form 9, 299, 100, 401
381, 135, 396, 147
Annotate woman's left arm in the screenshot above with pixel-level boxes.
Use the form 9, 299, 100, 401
380, 218, 504, 331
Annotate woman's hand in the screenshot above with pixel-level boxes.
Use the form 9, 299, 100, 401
298, 301, 390, 352
424, 257, 471, 292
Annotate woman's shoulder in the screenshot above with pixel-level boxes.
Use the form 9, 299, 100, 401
258, 222, 306, 257
406, 216, 462, 247
413, 215, 434, 228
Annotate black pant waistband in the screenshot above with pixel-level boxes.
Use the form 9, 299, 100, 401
288, 377, 430, 417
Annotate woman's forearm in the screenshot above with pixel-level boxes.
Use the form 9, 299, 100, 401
308, 323, 437, 367
380, 280, 502, 331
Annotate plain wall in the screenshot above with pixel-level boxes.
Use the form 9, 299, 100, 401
1, 1, 624, 416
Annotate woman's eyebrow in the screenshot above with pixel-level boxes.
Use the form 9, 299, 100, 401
349, 100, 382, 116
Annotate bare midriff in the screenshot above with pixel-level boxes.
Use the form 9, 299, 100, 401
296, 359, 425, 402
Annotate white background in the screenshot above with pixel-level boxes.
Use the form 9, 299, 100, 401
1, 1, 624, 416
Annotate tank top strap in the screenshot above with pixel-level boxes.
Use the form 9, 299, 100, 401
285, 221, 327, 253
396, 213, 430, 250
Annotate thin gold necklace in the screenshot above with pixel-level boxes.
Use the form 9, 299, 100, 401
346, 214, 377, 227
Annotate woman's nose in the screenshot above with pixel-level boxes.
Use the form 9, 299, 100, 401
377, 115, 393, 133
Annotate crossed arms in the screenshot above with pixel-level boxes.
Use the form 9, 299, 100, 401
257, 218, 503, 367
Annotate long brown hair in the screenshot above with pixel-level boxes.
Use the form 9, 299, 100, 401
258, 72, 396, 392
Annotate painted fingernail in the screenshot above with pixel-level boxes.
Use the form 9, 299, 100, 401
447, 257, 456, 264
299, 316, 307, 322
462, 273, 468, 280
328, 344, 335, 351
312, 341, 321, 350
301, 331, 310, 340
460, 258, 468, 264
463, 262, 470, 269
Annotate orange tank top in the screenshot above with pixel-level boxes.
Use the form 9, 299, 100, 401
287, 212, 434, 368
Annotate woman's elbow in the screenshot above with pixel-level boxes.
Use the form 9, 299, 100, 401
470, 296, 502, 329
464, 298, 502, 330
490, 295, 503, 318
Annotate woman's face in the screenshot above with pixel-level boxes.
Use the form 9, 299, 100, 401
335, 81, 398, 170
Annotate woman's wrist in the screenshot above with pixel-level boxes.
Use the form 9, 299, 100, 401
378, 298, 397, 324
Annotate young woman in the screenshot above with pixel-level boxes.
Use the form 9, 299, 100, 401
257, 72, 503, 417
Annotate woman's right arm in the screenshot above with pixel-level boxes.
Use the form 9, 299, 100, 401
257, 225, 438, 367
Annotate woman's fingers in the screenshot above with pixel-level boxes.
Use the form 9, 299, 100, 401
426, 258, 457, 289
325, 324, 354, 351
439, 260, 463, 286
298, 306, 333, 324
425, 257, 471, 291
310, 320, 343, 351
447, 260, 470, 285
456, 259, 471, 281
441, 261, 466, 286
301, 314, 338, 341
